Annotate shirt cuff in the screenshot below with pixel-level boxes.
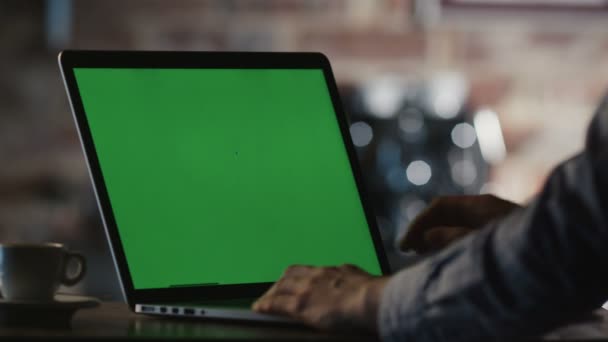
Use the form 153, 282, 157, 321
378, 257, 432, 342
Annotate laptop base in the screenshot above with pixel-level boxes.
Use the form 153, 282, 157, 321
135, 303, 299, 324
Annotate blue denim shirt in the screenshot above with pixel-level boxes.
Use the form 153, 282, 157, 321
379, 97, 608, 341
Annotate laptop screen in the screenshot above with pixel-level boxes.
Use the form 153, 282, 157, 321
73, 68, 382, 290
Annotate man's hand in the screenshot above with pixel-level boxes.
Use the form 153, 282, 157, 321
400, 194, 521, 254
252, 264, 388, 333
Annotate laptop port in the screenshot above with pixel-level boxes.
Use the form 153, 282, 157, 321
159, 307, 167, 313
184, 308, 195, 315
172, 308, 179, 314
140, 305, 156, 313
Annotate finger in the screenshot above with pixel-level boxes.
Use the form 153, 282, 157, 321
399, 198, 449, 251
252, 294, 304, 316
283, 264, 315, 277
272, 276, 309, 296
422, 226, 475, 252
338, 263, 358, 270
261, 265, 313, 298
337, 263, 366, 274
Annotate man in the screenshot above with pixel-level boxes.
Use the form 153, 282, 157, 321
252, 95, 608, 341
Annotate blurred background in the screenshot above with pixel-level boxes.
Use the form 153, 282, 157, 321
1, 0, 608, 301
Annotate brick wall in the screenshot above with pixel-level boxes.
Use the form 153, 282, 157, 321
67, 0, 608, 201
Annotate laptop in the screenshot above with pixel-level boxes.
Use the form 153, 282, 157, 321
59, 50, 390, 323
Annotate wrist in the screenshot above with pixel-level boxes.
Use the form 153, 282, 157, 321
359, 277, 389, 333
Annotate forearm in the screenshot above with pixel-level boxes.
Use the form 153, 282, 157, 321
380, 223, 513, 341
379, 101, 608, 341
380, 202, 608, 341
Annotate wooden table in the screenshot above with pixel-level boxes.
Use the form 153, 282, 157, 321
1, 302, 608, 341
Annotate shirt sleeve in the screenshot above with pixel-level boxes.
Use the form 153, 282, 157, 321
379, 96, 608, 342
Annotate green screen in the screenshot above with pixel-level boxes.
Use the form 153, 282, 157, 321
74, 68, 381, 289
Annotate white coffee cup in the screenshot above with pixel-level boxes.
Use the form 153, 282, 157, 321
0, 242, 86, 301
